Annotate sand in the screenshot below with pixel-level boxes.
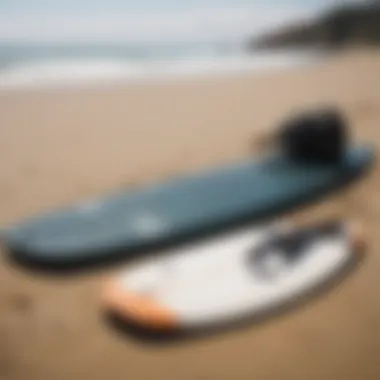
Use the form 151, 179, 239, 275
1, 49, 380, 380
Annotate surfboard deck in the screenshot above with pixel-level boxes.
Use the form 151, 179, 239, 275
4, 145, 373, 265
102, 220, 364, 331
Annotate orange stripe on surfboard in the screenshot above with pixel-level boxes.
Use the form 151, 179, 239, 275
102, 279, 179, 330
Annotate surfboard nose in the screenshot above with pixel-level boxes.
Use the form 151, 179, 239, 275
102, 279, 179, 330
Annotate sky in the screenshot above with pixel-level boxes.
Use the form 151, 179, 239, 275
0, 1, 347, 11
0, 0, 365, 44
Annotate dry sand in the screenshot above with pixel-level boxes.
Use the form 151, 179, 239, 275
1, 49, 380, 380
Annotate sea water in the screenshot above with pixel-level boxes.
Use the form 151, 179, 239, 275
0, 42, 320, 90
0, 1, 327, 91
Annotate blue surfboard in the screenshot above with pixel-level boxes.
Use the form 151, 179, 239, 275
3, 146, 374, 266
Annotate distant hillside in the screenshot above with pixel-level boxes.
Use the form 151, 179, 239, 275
252, 2, 380, 50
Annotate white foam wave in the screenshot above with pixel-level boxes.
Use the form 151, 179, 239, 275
0, 51, 319, 91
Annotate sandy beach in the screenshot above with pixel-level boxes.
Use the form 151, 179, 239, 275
1, 49, 380, 380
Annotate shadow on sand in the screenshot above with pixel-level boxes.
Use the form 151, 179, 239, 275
102, 245, 366, 346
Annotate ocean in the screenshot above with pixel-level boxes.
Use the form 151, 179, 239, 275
0, 41, 320, 90
0, 0, 335, 90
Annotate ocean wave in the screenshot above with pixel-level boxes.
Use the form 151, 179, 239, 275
0, 51, 318, 91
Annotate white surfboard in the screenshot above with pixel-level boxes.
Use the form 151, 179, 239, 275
102, 221, 364, 331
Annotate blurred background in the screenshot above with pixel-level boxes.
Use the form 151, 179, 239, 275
1, 1, 380, 380
0, 0, 378, 88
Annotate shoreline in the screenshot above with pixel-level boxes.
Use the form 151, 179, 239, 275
0, 49, 319, 92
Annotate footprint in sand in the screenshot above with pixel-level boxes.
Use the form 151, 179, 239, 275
352, 100, 378, 121
6, 293, 34, 316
